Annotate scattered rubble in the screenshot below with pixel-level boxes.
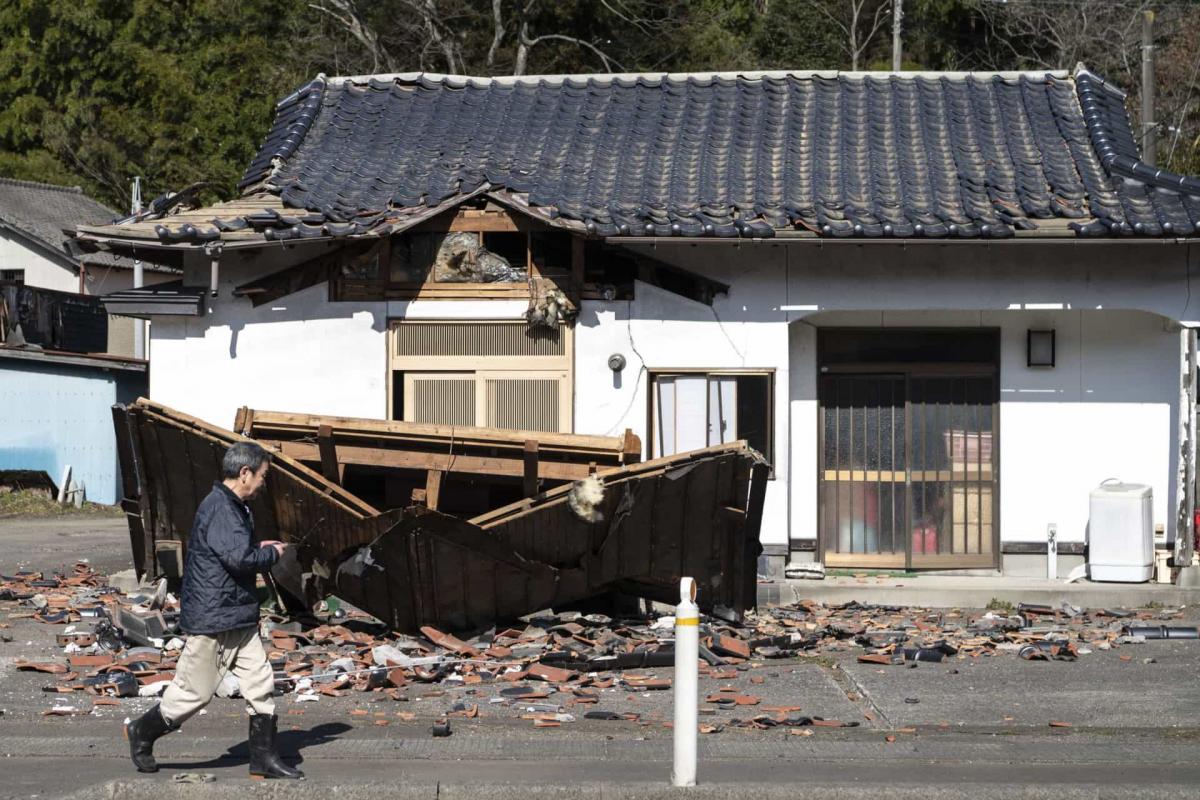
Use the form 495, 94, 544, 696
3, 564, 1194, 734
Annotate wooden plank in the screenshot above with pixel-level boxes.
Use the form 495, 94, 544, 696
621, 430, 642, 464
681, 460, 719, 589
741, 462, 769, 612
472, 442, 754, 527
111, 407, 147, 579
523, 440, 539, 497
244, 408, 627, 453
316, 424, 341, 485
823, 552, 907, 568
822, 468, 994, 483
233, 406, 250, 436
425, 470, 443, 511
136, 399, 379, 516
271, 439, 604, 481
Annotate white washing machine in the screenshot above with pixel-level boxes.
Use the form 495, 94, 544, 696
1088, 481, 1154, 583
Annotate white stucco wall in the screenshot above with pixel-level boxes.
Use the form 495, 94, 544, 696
150, 277, 389, 430
574, 247, 792, 546
788, 309, 1178, 549
578, 240, 1194, 554
147, 238, 1195, 559
151, 246, 529, 429
0, 229, 77, 292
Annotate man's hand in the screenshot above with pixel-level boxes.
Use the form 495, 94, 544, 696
259, 540, 288, 557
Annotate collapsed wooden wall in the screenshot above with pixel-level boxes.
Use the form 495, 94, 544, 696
113, 398, 767, 632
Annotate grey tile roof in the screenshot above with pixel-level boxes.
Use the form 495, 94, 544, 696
168, 67, 1200, 242
0, 178, 130, 268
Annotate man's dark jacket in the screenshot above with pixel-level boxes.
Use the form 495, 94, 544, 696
179, 482, 278, 635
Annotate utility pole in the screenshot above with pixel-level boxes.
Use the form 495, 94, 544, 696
131, 177, 146, 360
892, 0, 903, 71
1142, 9, 1156, 166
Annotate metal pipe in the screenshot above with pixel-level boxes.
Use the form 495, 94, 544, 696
1127, 626, 1200, 640
672, 577, 699, 788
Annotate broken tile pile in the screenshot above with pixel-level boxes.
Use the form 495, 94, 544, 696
1, 564, 182, 715
3, 566, 1195, 732
752, 600, 1190, 664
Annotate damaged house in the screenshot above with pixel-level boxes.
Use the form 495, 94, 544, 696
73, 67, 1200, 595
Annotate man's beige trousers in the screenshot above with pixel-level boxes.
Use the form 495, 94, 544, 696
160, 627, 275, 725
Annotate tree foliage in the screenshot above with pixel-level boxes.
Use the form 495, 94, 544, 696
2, 0, 1199, 210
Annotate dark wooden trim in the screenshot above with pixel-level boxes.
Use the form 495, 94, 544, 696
821, 362, 997, 376
761, 544, 789, 557
789, 539, 818, 552
234, 245, 358, 307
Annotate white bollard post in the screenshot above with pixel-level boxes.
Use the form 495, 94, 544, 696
672, 576, 699, 787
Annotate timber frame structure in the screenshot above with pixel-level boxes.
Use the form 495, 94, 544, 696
235, 407, 641, 507
113, 398, 768, 632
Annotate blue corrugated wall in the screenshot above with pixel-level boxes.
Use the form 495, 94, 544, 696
0, 359, 146, 505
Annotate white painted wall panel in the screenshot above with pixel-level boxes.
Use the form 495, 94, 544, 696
150, 280, 388, 430
0, 229, 77, 292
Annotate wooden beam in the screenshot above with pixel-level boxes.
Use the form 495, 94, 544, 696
523, 441, 539, 497
621, 430, 642, 464
234, 245, 367, 307
244, 408, 626, 453
425, 469, 444, 510
233, 406, 251, 436
268, 439, 603, 481
316, 424, 341, 486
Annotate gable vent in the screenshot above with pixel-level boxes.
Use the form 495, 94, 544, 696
394, 322, 563, 357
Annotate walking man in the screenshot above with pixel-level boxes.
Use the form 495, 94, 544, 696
125, 441, 303, 779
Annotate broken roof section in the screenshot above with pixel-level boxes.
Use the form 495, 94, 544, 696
73, 66, 1200, 255
113, 399, 767, 633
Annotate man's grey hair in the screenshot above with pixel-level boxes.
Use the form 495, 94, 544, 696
221, 441, 273, 480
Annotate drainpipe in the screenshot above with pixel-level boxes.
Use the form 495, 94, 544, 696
131, 177, 145, 359
204, 241, 223, 299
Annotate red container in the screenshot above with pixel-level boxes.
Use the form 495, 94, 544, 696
912, 526, 938, 555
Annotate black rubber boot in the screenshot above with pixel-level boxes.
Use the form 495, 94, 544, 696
248, 714, 304, 779
125, 705, 176, 773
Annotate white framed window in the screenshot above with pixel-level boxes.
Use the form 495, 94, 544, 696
389, 320, 573, 433
0, 269, 24, 284
650, 371, 773, 463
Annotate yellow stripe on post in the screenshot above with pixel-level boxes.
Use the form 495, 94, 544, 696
676, 617, 699, 626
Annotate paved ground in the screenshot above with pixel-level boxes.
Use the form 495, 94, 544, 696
3, 516, 1200, 798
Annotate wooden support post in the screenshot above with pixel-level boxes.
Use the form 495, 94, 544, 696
317, 424, 341, 485
233, 406, 250, 436
524, 440, 540, 497
571, 236, 586, 298
621, 429, 642, 465
425, 469, 444, 511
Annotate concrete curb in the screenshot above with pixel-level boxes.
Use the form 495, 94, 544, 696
759, 579, 1200, 609
62, 780, 1196, 800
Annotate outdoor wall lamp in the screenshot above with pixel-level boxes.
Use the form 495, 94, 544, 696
608, 353, 627, 372
1027, 329, 1055, 367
